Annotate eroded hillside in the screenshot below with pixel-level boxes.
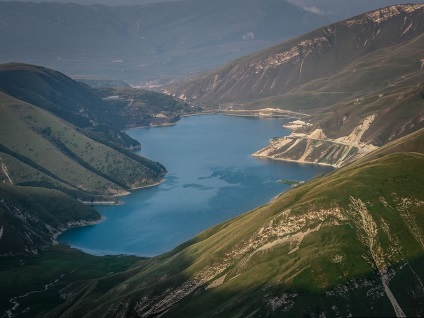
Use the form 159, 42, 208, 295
169, 4, 424, 104
40, 128, 424, 317
168, 4, 424, 167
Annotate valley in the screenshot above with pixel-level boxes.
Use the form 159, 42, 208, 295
169, 4, 424, 167
38, 129, 424, 318
1, 2, 424, 317
58, 115, 332, 256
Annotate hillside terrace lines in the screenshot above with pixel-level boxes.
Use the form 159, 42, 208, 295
134, 209, 345, 315
135, 278, 201, 317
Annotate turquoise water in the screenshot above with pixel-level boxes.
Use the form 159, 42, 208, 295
59, 115, 332, 256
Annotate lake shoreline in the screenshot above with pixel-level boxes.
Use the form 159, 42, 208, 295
59, 115, 333, 257
126, 108, 303, 130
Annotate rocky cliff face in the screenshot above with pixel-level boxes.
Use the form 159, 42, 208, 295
168, 4, 424, 104
253, 81, 424, 166
253, 115, 378, 167
167, 4, 424, 166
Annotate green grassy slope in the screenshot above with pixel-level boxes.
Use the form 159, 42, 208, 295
0, 183, 100, 256
94, 87, 203, 128
42, 129, 424, 317
0, 63, 168, 256
0, 245, 142, 318
0, 63, 140, 149
0, 92, 165, 197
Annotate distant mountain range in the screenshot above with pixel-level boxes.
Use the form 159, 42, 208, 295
3, 0, 422, 15
0, 0, 329, 84
3, 0, 421, 84
169, 4, 424, 166
1, 4, 424, 317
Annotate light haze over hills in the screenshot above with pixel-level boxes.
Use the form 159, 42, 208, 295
0, 0, 327, 84
1, 0, 422, 84
1, 2, 424, 317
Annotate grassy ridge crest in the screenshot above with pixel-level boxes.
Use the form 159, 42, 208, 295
42, 129, 424, 317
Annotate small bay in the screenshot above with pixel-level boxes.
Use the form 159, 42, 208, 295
59, 115, 333, 256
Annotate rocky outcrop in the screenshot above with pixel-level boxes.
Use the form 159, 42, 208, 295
168, 4, 424, 104
253, 115, 378, 167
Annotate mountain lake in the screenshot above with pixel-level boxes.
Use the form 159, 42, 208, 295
59, 114, 333, 256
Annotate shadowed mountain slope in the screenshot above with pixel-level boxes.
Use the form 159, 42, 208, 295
0, 184, 100, 256
41, 127, 424, 317
0, 63, 166, 199
0, 63, 168, 255
0, 63, 140, 148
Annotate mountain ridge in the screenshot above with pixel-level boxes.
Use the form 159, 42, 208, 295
0, 63, 167, 198
41, 128, 424, 317
168, 4, 424, 104
0, 0, 328, 83
0, 63, 168, 255
168, 4, 424, 167
1, 4, 424, 317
